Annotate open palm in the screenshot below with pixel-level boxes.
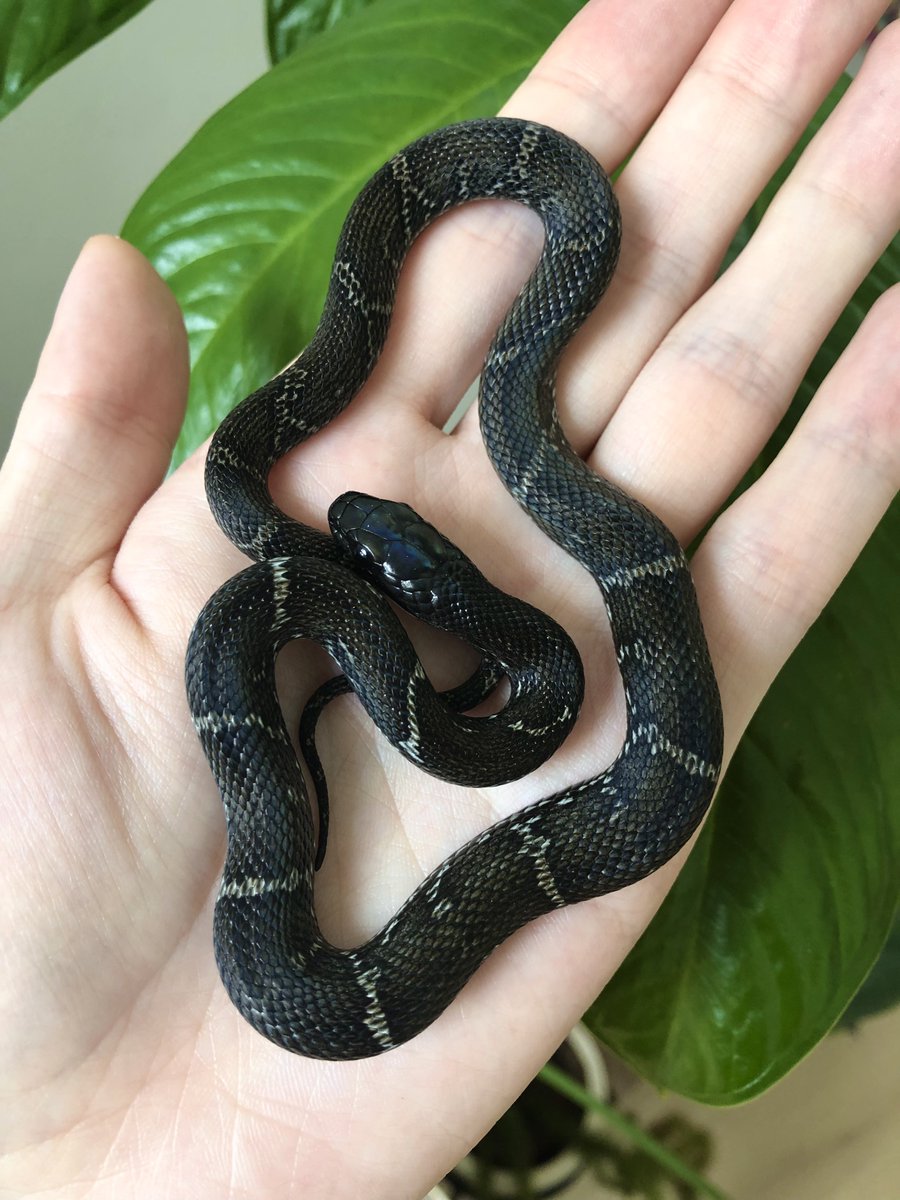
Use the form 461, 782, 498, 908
2, 2, 898, 1197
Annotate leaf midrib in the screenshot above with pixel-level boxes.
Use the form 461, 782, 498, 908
163, 56, 536, 394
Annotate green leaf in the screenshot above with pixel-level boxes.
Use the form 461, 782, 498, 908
0, 0, 154, 119
586, 77, 900, 1102
122, 0, 582, 466
588, 501, 899, 1102
267, 0, 380, 64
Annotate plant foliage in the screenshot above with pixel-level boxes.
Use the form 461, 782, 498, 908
0, 0, 154, 118
267, 0, 379, 63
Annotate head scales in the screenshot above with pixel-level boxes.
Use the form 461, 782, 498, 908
328, 491, 464, 614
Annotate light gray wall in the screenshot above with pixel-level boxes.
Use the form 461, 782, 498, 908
0, 0, 268, 458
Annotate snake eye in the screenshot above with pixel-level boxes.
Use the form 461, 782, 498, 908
328, 491, 462, 609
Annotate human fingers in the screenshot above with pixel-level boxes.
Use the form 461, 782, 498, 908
587, 22, 900, 545
348, 0, 731, 432
555, 0, 890, 449
452, 0, 887, 448
0, 236, 188, 604
695, 284, 900, 754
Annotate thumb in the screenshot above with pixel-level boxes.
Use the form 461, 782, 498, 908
0, 236, 188, 602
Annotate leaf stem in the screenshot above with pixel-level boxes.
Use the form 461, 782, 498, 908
538, 1062, 732, 1200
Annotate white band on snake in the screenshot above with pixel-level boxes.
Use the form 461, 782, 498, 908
185, 118, 723, 1061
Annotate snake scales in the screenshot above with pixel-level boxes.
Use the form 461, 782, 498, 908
185, 118, 724, 1060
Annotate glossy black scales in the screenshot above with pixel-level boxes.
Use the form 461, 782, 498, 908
185, 118, 724, 1060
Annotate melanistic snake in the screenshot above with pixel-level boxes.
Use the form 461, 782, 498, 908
185, 118, 724, 1060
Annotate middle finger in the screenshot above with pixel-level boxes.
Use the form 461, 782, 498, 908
540, 0, 888, 453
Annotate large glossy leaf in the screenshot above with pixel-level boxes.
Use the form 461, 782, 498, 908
122, 0, 582, 466
267, 0, 379, 64
586, 77, 900, 1101
588, 502, 899, 1102
0, 0, 154, 119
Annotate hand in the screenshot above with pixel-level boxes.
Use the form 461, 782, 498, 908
2, 1, 897, 1196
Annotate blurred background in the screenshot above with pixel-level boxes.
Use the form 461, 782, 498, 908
0, 0, 266, 453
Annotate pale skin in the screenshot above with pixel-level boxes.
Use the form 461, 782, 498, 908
1, 0, 898, 1195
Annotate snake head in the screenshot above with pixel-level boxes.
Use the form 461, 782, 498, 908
328, 491, 464, 614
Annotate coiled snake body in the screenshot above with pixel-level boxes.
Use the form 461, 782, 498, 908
185, 118, 724, 1060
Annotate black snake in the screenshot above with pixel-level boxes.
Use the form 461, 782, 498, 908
185, 118, 724, 1060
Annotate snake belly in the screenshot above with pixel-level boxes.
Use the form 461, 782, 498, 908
185, 117, 724, 1060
